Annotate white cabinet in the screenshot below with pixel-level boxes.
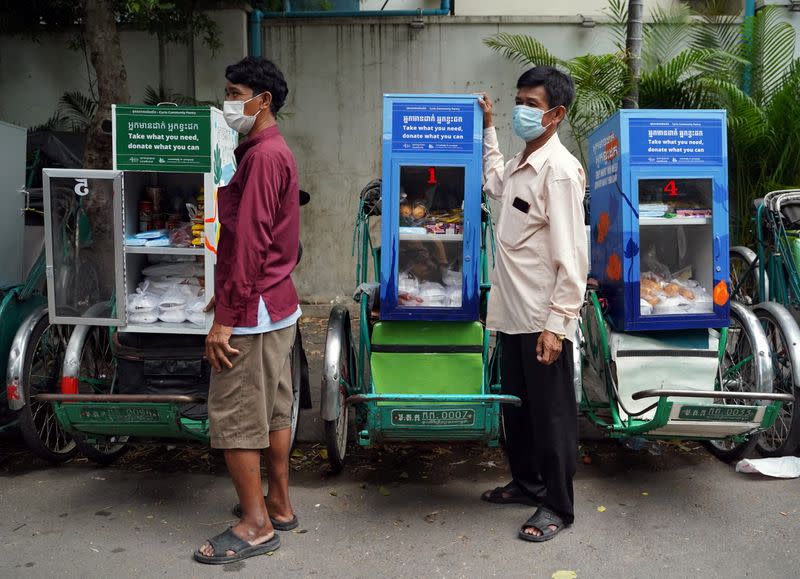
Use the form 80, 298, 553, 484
42, 106, 237, 334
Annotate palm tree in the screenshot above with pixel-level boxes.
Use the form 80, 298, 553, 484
484, 1, 799, 241
484, 0, 738, 164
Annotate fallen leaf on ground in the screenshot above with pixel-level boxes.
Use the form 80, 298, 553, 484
597, 506, 607, 513
329, 489, 338, 497
424, 511, 440, 523
552, 571, 578, 579
291, 449, 306, 459
319, 449, 329, 460
478, 461, 498, 468
399, 472, 409, 479
378, 486, 391, 496
780, 512, 788, 516
292, 529, 309, 534
641, 492, 649, 496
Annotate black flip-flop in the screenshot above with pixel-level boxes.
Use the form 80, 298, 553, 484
194, 527, 280, 565
231, 501, 299, 531
481, 481, 542, 507
518, 507, 567, 543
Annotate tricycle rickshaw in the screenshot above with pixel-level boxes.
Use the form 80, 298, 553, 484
319, 103, 793, 473
27, 105, 310, 463
728, 188, 800, 456
3, 124, 81, 462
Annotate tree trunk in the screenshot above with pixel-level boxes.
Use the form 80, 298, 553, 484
83, 0, 130, 169
623, 0, 644, 109
158, 31, 167, 98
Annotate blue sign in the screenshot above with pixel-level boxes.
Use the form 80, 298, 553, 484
629, 118, 724, 166
391, 102, 474, 153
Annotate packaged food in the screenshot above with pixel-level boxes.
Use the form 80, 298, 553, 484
653, 296, 692, 315
412, 202, 427, 220
640, 299, 654, 316
663, 283, 680, 297
138, 200, 153, 232
418, 282, 447, 306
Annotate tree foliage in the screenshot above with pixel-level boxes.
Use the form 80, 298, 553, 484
484, 2, 799, 242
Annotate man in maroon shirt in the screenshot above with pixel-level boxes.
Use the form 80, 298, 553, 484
196, 57, 301, 565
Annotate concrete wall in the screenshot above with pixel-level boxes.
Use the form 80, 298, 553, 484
265, 17, 618, 302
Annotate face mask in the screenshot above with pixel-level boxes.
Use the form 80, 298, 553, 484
512, 105, 557, 142
223, 92, 265, 134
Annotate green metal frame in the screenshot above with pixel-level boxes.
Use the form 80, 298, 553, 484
53, 402, 208, 442
578, 289, 778, 441
347, 193, 515, 447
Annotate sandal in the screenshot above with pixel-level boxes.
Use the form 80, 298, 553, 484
518, 507, 567, 543
481, 481, 543, 506
194, 527, 280, 565
231, 500, 299, 531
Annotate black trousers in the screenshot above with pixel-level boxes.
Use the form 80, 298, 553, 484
499, 332, 578, 524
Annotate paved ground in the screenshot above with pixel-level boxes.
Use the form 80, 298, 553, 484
1, 316, 799, 578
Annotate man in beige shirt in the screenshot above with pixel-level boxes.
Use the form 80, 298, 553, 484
479, 67, 588, 543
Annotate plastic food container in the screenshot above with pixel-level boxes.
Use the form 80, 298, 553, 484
418, 282, 447, 306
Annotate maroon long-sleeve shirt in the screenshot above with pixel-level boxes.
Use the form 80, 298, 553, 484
214, 125, 300, 328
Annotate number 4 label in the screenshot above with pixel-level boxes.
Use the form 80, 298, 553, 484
663, 179, 678, 197
74, 178, 90, 197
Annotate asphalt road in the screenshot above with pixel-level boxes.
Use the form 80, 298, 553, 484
2, 315, 799, 578
1, 436, 799, 579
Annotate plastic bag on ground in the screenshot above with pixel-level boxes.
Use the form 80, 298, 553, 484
735, 456, 800, 479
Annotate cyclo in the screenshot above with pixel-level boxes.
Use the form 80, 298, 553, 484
728, 188, 800, 456
28, 105, 309, 463
319, 102, 792, 472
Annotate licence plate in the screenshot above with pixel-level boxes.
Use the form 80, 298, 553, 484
391, 409, 475, 427
677, 405, 758, 422
78, 406, 163, 423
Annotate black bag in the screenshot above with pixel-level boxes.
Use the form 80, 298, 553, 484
113, 332, 209, 420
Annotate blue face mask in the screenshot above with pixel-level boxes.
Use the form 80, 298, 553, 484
512, 105, 557, 142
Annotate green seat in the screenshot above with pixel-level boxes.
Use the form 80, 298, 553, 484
370, 321, 484, 395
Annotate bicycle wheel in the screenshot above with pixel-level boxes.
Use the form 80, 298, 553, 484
322, 306, 354, 474
729, 246, 764, 306
704, 303, 763, 462
17, 315, 77, 462
289, 328, 302, 450
753, 304, 800, 456
74, 326, 129, 465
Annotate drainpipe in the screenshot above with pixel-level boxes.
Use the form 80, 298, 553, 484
249, 9, 263, 57
260, 0, 451, 18
742, 0, 756, 95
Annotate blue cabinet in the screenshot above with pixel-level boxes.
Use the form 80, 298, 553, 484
588, 110, 730, 331
379, 94, 483, 321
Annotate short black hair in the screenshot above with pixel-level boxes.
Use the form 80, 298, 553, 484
225, 56, 289, 115
516, 66, 575, 110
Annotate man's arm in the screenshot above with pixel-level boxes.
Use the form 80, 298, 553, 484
544, 173, 589, 338
479, 94, 506, 200
214, 153, 284, 327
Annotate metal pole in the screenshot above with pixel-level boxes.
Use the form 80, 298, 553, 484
623, 0, 644, 109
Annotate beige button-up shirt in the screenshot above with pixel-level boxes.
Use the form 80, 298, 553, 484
484, 126, 588, 338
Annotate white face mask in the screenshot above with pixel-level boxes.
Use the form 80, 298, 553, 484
223, 92, 265, 134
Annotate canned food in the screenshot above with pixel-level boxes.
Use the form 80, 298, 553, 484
145, 187, 163, 212
139, 200, 153, 232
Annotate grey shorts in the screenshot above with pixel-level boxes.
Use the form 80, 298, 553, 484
208, 324, 296, 449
